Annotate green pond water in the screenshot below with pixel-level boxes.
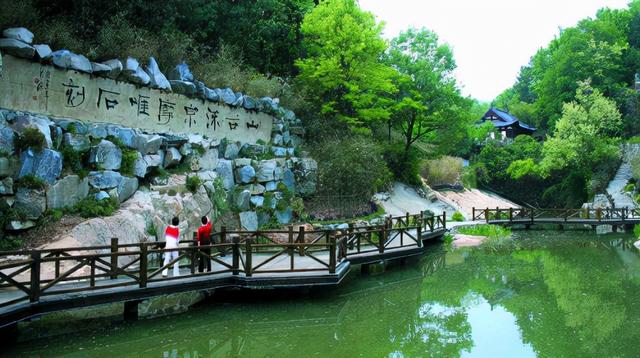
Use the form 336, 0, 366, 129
6, 230, 640, 357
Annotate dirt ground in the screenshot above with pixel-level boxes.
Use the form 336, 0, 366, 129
435, 189, 518, 220
7, 215, 85, 250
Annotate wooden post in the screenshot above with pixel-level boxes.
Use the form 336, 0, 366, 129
405, 212, 410, 227
90, 258, 96, 287
220, 226, 227, 256
245, 239, 253, 277
485, 208, 489, 223
348, 223, 354, 250
139, 244, 148, 288
496, 207, 500, 220
288, 226, 294, 270
191, 232, 197, 274
54, 252, 60, 279
329, 234, 336, 274
30, 252, 41, 302
584, 207, 589, 219
110, 238, 119, 279
417, 218, 423, 248
509, 208, 513, 222
442, 211, 447, 229
379, 227, 386, 254
472, 207, 475, 220
298, 226, 305, 256
596, 208, 602, 222
232, 236, 240, 275
530, 209, 534, 223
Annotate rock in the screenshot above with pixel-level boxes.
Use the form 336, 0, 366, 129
167, 62, 194, 82
195, 81, 206, 99
274, 166, 284, 181
6, 220, 36, 231
257, 160, 277, 182
0, 158, 10, 177
89, 139, 122, 170
88, 123, 108, 139
145, 57, 171, 90
224, 142, 240, 159
236, 190, 252, 212
143, 154, 163, 168
11, 114, 53, 148
257, 211, 271, 227
169, 80, 196, 96
132, 152, 147, 177
283, 131, 291, 145
102, 59, 123, 79
218, 88, 237, 105
90, 62, 111, 75
215, 160, 234, 190
14, 188, 46, 219
0, 177, 13, 195
2, 27, 34, 43
186, 155, 200, 171
110, 127, 137, 148
251, 196, 264, 207
51, 50, 92, 73
0, 38, 35, 58
33, 44, 52, 60
88, 170, 123, 189
123, 57, 150, 85
232, 92, 244, 107
286, 147, 295, 156
235, 165, 256, 184
294, 158, 318, 196
199, 149, 218, 170
54, 118, 88, 134
19, 148, 62, 184
179, 143, 193, 156
234, 158, 252, 167
163, 147, 182, 168
283, 169, 295, 192
63, 133, 90, 152
196, 170, 217, 182
95, 191, 110, 201
272, 133, 283, 146
204, 87, 219, 102
239, 211, 258, 231
150, 176, 169, 186
275, 208, 293, 225
265, 181, 279, 192
46, 175, 89, 209
272, 146, 287, 157
243, 96, 257, 110
117, 176, 138, 203
134, 134, 163, 154
240, 143, 266, 158
0, 125, 14, 153
260, 97, 279, 112
246, 183, 266, 195
284, 110, 296, 122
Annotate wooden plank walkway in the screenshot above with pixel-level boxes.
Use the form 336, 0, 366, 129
0, 212, 447, 328
472, 207, 640, 228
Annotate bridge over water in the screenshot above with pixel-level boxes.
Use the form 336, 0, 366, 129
0, 212, 447, 329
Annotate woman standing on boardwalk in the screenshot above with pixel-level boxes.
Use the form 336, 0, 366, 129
197, 216, 212, 272
162, 217, 181, 277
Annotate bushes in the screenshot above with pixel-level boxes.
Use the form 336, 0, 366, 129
15, 175, 46, 190
383, 143, 421, 186
186, 175, 202, 193
451, 211, 465, 222
120, 149, 138, 177
60, 144, 88, 178
14, 127, 46, 153
71, 196, 119, 218
421, 156, 463, 187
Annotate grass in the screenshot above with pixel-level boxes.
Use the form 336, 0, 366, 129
421, 156, 463, 186
310, 205, 386, 225
120, 149, 138, 177
60, 144, 89, 178
457, 224, 515, 252
67, 196, 120, 218
451, 211, 465, 222
634, 224, 640, 238
186, 175, 202, 193
14, 127, 46, 153
15, 175, 46, 190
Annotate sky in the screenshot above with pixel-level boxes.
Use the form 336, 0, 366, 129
359, 0, 630, 102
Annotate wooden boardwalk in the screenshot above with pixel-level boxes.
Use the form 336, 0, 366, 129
472, 207, 640, 229
0, 212, 447, 328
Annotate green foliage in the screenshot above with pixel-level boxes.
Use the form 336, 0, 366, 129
186, 175, 202, 193
60, 144, 88, 178
14, 127, 46, 153
70, 196, 119, 218
461, 166, 478, 189
451, 212, 465, 222
383, 143, 421, 186
149, 166, 169, 180
443, 233, 454, 245
0, 237, 24, 251
634, 224, 640, 238
457, 224, 511, 239
310, 135, 392, 199
145, 220, 157, 237
421, 156, 463, 187
15, 175, 46, 190
296, 0, 397, 127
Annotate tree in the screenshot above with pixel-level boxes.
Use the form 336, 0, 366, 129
386, 28, 469, 155
295, 0, 397, 127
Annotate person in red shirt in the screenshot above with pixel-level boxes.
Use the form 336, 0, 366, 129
197, 216, 212, 272
162, 217, 181, 277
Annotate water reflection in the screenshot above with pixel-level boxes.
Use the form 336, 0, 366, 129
6, 232, 640, 358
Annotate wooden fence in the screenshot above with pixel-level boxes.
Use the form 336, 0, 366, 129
472, 207, 640, 223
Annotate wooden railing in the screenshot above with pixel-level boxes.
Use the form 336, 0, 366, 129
472, 207, 640, 223
0, 212, 447, 307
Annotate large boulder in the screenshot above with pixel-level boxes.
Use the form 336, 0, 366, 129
215, 159, 234, 190
51, 50, 92, 73
33, 44, 52, 60
11, 113, 53, 148
122, 57, 150, 85
199, 148, 218, 170
19, 148, 62, 184
243, 96, 257, 110
236, 190, 251, 211
250, 196, 264, 207
256, 160, 277, 182
145, 57, 171, 90
134, 133, 163, 154
14, 188, 46, 220
217, 88, 237, 105
89, 139, 122, 170
239, 211, 258, 231
167, 62, 194, 82
0, 124, 14, 154
224, 142, 240, 160
275, 208, 293, 225
282, 168, 295, 192
109, 126, 137, 148
294, 158, 318, 196
0, 157, 10, 177
0, 38, 35, 58
102, 59, 123, 80
164, 147, 182, 168
63, 133, 91, 152
169, 80, 196, 96
245, 183, 265, 195
117, 176, 139, 203
235, 165, 256, 184
0, 177, 13, 195
232, 92, 244, 107
88, 170, 123, 189
2, 27, 34, 43
90, 62, 111, 75
204, 87, 219, 102
45, 175, 89, 209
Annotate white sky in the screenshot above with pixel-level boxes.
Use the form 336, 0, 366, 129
359, 0, 630, 101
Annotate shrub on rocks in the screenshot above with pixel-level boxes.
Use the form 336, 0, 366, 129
186, 175, 202, 193
14, 127, 46, 153
70, 196, 119, 218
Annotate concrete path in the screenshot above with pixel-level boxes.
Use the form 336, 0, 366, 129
381, 182, 456, 217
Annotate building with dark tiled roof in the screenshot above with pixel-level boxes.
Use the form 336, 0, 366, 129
480, 108, 536, 139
